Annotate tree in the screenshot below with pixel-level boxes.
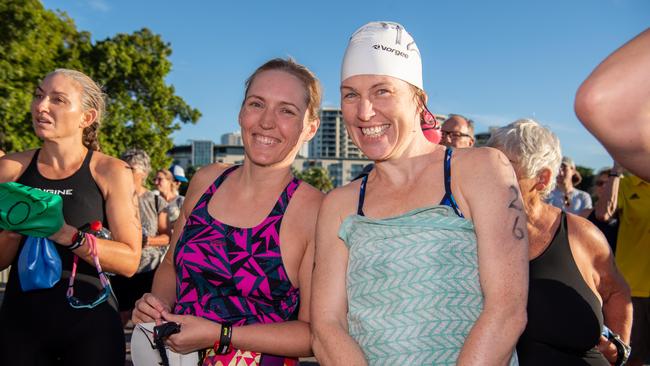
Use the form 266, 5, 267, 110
0, 0, 200, 171
0, 0, 89, 152
294, 166, 334, 192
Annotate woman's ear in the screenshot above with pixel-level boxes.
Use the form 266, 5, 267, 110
536, 168, 553, 191
81, 109, 98, 128
303, 118, 320, 142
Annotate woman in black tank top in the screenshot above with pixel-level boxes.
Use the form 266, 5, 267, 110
487, 120, 632, 365
0, 69, 142, 366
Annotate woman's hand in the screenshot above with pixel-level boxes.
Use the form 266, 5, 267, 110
161, 311, 220, 354
597, 335, 618, 364
132, 293, 172, 325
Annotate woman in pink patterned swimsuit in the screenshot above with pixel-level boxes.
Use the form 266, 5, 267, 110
132, 58, 324, 365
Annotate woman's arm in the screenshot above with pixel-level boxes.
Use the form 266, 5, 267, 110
311, 191, 368, 366
594, 162, 623, 222
50, 156, 142, 276
146, 198, 170, 247
455, 148, 529, 365
569, 215, 632, 363
575, 28, 650, 182
572, 216, 632, 341
0, 152, 32, 269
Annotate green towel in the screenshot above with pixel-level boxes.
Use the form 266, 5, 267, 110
0, 182, 64, 237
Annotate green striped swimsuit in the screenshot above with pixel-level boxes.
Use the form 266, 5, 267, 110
339, 148, 518, 365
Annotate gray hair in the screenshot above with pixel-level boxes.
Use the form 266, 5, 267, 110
486, 119, 562, 197
121, 148, 151, 175
45, 69, 106, 151
445, 113, 475, 136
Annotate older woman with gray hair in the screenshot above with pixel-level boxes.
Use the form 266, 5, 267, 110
112, 148, 171, 324
487, 119, 632, 366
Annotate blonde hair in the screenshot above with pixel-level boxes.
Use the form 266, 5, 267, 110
45, 69, 106, 151
243, 58, 322, 121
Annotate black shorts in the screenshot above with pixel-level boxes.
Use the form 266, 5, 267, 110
0, 270, 125, 366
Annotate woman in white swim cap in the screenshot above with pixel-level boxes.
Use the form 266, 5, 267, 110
311, 21, 526, 365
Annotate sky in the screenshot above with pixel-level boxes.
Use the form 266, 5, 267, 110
42, 0, 650, 170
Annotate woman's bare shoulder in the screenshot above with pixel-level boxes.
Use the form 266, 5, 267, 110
180, 163, 231, 209
91, 151, 131, 177
0, 149, 38, 182
318, 179, 363, 222
566, 213, 612, 259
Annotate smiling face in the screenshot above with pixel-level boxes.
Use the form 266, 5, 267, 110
340, 75, 422, 161
31, 73, 94, 142
239, 69, 318, 168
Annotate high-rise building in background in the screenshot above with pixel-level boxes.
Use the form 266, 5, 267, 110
191, 140, 214, 166
309, 107, 363, 159
221, 132, 243, 146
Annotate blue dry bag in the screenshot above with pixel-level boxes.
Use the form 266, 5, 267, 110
17, 236, 62, 291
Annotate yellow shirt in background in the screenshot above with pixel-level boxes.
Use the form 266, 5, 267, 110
616, 175, 650, 298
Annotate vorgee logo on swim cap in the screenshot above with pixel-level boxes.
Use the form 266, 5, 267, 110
372, 44, 409, 59
342, 21, 423, 89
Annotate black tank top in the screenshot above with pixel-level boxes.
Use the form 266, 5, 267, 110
517, 212, 608, 365
1, 148, 114, 314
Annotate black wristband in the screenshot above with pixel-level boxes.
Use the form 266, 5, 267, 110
609, 172, 622, 178
67, 231, 86, 251
215, 324, 232, 355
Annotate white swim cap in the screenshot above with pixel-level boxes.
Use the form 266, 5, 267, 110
341, 21, 423, 89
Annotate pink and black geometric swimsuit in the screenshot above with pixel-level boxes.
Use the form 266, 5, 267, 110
173, 165, 301, 364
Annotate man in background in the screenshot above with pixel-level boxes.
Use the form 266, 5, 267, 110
440, 114, 475, 148
600, 167, 650, 366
